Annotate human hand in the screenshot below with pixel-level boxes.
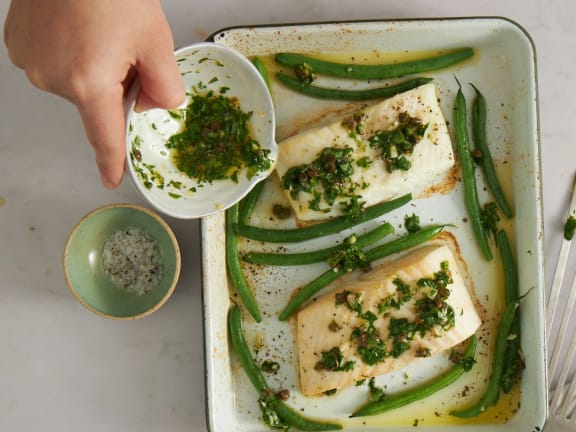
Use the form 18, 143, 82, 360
4, 0, 186, 189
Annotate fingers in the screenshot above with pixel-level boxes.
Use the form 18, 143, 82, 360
133, 28, 185, 112
3, 0, 22, 67
133, 88, 170, 113
77, 83, 127, 189
135, 60, 185, 111
4, 0, 183, 191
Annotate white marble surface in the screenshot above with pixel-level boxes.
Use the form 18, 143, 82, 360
1, 0, 575, 430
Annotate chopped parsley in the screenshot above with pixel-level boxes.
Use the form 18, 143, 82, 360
377, 277, 414, 314
339, 195, 367, 221
167, 180, 183, 189
417, 260, 452, 293
368, 378, 386, 402
327, 235, 370, 272
356, 156, 372, 168
167, 110, 183, 120
258, 389, 289, 430
315, 347, 355, 372
129, 152, 165, 190
404, 213, 421, 234
481, 202, 500, 242
564, 215, 576, 241
449, 345, 477, 371
388, 317, 419, 357
368, 112, 428, 172
351, 324, 387, 365
415, 261, 455, 333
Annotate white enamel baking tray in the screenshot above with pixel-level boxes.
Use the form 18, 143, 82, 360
201, 18, 546, 431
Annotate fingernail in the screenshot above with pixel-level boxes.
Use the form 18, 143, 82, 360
133, 102, 144, 113
101, 175, 116, 190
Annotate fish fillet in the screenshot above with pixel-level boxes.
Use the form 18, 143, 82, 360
275, 83, 454, 221
296, 242, 481, 396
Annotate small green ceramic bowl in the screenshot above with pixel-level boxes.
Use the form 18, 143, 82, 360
63, 203, 181, 319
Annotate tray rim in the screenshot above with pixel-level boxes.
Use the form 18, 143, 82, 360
204, 15, 538, 53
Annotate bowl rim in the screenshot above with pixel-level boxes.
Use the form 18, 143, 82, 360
123, 41, 277, 220
62, 202, 181, 320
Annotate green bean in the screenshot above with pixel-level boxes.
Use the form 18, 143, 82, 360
227, 305, 268, 392
497, 229, 522, 393
498, 230, 518, 305
279, 266, 346, 321
364, 224, 445, 263
275, 48, 474, 80
252, 56, 272, 91
278, 225, 445, 321
351, 335, 477, 417
235, 193, 411, 243
471, 84, 513, 218
266, 398, 342, 431
238, 180, 265, 225
243, 222, 394, 266
453, 79, 493, 261
276, 72, 433, 101
450, 301, 519, 418
226, 204, 262, 322
228, 304, 342, 431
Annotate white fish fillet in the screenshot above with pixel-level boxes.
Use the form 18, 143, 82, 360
296, 243, 481, 396
275, 83, 454, 221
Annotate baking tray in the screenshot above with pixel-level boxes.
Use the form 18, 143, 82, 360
201, 18, 546, 431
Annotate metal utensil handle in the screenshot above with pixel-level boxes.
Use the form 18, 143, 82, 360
547, 173, 576, 341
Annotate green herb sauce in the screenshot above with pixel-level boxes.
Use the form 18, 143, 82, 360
315, 347, 355, 372
449, 346, 476, 371
258, 389, 289, 429
324, 261, 455, 370
294, 62, 315, 84
165, 90, 271, 185
341, 112, 367, 141
280, 146, 367, 218
368, 111, 428, 172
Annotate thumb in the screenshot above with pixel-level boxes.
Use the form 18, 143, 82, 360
134, 45, 185, 112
